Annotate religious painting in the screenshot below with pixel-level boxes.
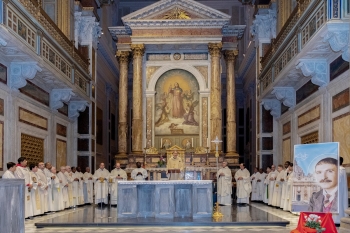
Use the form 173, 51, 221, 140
0, 63, 7, 84
292, 142, 339, 213
155, 69, 199, 135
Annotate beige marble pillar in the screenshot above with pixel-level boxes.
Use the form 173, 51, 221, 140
131, 44, 145, 154
224, 50, 239, 158
340, 208, 350, 232
208, 43, 222, 151
116, 50, 130, 159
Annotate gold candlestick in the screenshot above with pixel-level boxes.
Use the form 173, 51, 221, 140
206, 147, 209, 166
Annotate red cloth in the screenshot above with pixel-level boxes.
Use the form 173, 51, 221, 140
291, 212, 337, 233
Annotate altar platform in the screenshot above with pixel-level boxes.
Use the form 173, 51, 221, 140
34, 204, 290, 228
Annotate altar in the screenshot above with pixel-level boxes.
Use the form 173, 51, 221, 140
117, 180, 213, 219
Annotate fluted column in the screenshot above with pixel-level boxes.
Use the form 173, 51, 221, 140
131, 44, 145, 154
208, 43, 223, 151
224, 50, 239, 158
116, 50, 130, 159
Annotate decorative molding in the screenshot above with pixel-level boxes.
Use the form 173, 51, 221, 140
222, 25, 246, 39
108, 26, 132, 40
50, 89, 75, 110
68, 101, 89, 118
296, 59, 328, 87
75, 12, 101, 46
250, 8, 276, 41
323, 24, 349, 62
271, 87, 295, 108
261, 99, 280, 118
9, 62, 42, 90
0, 37, 7, 46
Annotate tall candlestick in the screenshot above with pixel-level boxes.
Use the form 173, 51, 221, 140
160, 138, 163, 148
191, 138, 193, 147
207, 137, 209, 147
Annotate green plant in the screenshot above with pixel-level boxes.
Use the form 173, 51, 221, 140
304, 214, 326, 233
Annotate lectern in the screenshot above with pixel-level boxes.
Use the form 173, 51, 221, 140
168, 169, 181, 180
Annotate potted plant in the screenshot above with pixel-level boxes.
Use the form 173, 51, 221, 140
158, 155, 166, 167
304, 214, 326, 233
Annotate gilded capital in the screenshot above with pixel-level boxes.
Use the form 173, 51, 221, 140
208, 43, 222, 57
116, 50, 130, 64
131, 44, 145, 57
224, 50, 238, 61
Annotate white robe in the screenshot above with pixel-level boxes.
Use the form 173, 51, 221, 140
280, 169, 290, 208
83, 172, 94, 204
272, 170, 285, 207
51, 176, 64, 211
333, 166, 348, 224
263, 173, 269, 204
234, 168, 251, 204
283, 171, 293, 211
57, 171, 69, 208
93, 168, 110, 204
2, 170, 16, 179
37, 169, 49, 213
217, 167, 232, 205
267, 170, 278, 205
30, 171, 46, 216
14, 166, 33, 218
256, 172, 266, 201
110, 168, 127, 205
44, 168, 55, 211
64, 171, 74, 207
76, 172, 84, 205
72, 172, 80, 206
131, 168, 148, 180
250, 172, 259, 201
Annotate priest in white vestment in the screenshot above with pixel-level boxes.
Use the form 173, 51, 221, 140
283, 163, 294, 211
14, 157, 33, 218
250, 167, 259, 201
2, 162, 17, 179
256, 168, 266, 201
263, 167, 271, 204
167, 151, 184, 180
76, 167, 85, 205
83, 167, 94, 204
50, 167, 64, 211
280, 161, 291, 208
131, 162, 148, 180
64, 166, 74, 207
93, 163, 110, 204
71, 167, 81, 207
37, 162, 49, 213
44, 162, 57, 212
110, 163, 127, 205
267, 165, 278, 205
217, 161, 232, 205
234, 163, 252, 204
29, 164, 45, 216
57, 166, 69, 208
333, 157, 349, 224
271, 165, 285, 207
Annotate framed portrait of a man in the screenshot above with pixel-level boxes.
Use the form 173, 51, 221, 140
292, 142, 339, 213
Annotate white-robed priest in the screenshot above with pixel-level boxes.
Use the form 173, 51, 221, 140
93, 163, 110, 205
110, 163, 127, 205
83, 167, 94, 204
234, 163, 252, 205
131, 162, 148, 180
217, 161, 232, 205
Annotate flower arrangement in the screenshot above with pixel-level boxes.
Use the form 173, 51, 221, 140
304, 214, 326, 233
158, 155, 165, 167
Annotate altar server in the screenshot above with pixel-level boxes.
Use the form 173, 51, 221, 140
217, 161, 233, 205
267, 165, 278, 205
256, 168, 266, 201
2, 162, 17, 179
15, 157, 33, 218
131, 162, 148, 180
250, 167, 259, 201
272, 164, 285, 207
83, 167, 94, 204
57, 166, 69, 208
333, 157, 349, 224
110, 163, 127, 205
263, 166, 271, 204
234, 163, 252, 205
93, 163, 110, 204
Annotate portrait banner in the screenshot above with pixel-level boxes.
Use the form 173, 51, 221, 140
292, 142, 339, 213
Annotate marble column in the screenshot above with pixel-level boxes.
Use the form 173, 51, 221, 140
131, 44, 145, 154
224, 50, 239, 158
340, 208, 350, 232
208, 43, 222, 151
116, 50, 130, 159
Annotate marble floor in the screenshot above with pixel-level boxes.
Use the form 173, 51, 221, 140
25, 202, 303, 233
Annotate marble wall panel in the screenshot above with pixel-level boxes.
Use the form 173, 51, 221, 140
174, 184, 192, 217
333, 112, 350, 165
56, 139, 67, 169
19, 81, 49, 106
332, 88, 349, 112
283, 121, 291, 135
282, 137, 291, 163
298, 105, 320, 128
300, 131, 318, 144
296, 80, 319, 104
330, 55, 349, 81
56, 123, 67, 137
58, 103, 68, 116
262, 137, 273, 150
19, 107, 48, 130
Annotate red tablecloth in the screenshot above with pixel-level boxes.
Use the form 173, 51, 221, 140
291, 212, 337, 233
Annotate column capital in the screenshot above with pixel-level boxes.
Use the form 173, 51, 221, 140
131, 44, 145, 57
50, 89, 75, 110
261, 99, 281, 118
271, 87, 295, 108
116, 50, 130, 63
223, 50, 238, 61
68, 101, 89, 119
208, 43, 222, 57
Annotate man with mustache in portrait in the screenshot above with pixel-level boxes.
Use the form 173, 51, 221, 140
308, 157, 338, 212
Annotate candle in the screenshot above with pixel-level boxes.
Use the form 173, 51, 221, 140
207, 138, 209, 147
160, 138, 163, 148
191, 138, 193, 147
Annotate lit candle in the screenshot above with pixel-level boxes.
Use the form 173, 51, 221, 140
191, 138, 193, 147
207, 138, 209, 147
160, 138, 163, 148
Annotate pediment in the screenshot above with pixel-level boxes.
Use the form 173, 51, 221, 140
167, 145, 185, 151
121, 0, 231, 28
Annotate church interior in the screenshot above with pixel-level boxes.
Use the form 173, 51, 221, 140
0, 0, 349, 232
